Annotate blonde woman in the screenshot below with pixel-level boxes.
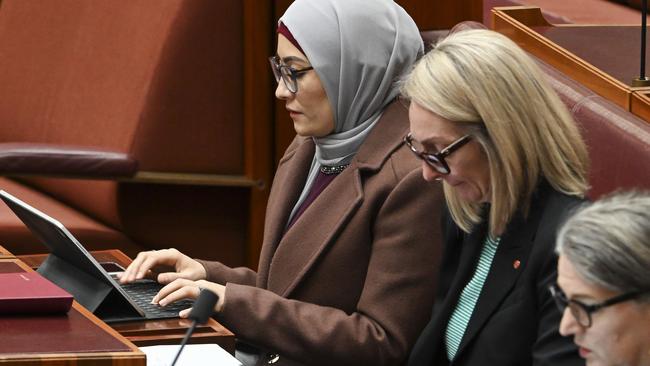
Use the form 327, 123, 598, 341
402, 29, 588, 365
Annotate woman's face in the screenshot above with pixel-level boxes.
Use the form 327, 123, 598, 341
275, 34, 334, 137
557, 255, 650, 366
408, 102, 491, 203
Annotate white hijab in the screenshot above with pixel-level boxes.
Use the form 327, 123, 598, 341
281, 0, 423, 223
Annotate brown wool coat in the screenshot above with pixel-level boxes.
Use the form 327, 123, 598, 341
197, 101, 444, 366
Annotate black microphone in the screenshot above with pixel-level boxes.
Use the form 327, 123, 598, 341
170, 289, 219, 366
634, 0, 650, 85
641, 0, 647, 80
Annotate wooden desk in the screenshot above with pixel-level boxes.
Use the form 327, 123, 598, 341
0, 245, 13, 259
0, 258, 145, 365
492, 6, 650, 122
18, 250, 236, 354
631, 90, 650, 121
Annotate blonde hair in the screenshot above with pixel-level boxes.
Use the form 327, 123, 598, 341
401, 29, 589, 236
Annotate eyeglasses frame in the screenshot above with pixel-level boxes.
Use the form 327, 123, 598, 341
549, 283, 648, 328
403, 133, 472, 175
269, 55, 314, 94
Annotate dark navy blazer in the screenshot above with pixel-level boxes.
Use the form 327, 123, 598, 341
408, 182, 585, 366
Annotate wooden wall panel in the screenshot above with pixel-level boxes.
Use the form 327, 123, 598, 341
397, 0, 482, 30
273, 0, 295, 165
243, 0, 274, 269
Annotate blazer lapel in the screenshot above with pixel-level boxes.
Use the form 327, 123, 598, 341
263, 99, 407, 297
427, 221, 487, 359
454, 208, 541, 358
267, 164, 363, 296
256, 138, 314, 289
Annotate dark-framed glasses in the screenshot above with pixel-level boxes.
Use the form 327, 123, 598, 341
403, 133, 471, 175
268, 55, 314, 94
549, 283, 648, 328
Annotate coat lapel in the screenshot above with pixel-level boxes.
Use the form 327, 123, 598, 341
256, 138, 314, 289
267, 165, 363, 296
454, 207, 542, 358
264, 99, 408, 297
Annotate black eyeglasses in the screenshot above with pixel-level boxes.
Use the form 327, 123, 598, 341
549, 284, 648, 328
403, 133, 471, 175
269, 55, 314, 94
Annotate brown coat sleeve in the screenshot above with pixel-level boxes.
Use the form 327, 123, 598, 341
194, 259, 257, 287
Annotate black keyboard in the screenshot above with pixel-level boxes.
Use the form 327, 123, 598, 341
120, 279, 194, 318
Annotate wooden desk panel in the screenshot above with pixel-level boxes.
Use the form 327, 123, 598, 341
631, 90, 650, 122
0, 245, 13, 258
112, 317, 234, 351
0, 259, 145, 366
0, 259, 22, 273
533, 26, 646, 86
492, 6, 650, 121
18, 250, 236, 355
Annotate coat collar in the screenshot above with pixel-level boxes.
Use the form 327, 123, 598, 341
354, 100, 410, 171
256, 139, 314, 289
267, 164, 364, 296
259, 99, 409, 296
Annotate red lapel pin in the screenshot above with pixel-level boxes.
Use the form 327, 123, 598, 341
513, 259, 521, 269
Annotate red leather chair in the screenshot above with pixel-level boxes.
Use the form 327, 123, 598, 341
0, 0, 272, 267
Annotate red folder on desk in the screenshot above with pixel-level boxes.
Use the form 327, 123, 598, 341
0, 271, 73, 314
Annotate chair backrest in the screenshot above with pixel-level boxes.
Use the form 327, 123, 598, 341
536, 59, 650, 198
0, 0, 244, 174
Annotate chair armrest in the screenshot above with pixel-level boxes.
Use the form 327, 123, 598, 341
0, 143, 138, 178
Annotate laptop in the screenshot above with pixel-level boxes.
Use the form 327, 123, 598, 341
0, 190, 193, 323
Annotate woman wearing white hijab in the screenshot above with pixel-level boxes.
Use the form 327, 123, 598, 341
120, 1, 443, 365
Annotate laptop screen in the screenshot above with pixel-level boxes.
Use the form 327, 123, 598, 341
0, 190, 142, 315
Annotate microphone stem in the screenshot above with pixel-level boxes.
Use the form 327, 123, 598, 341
170, 321, 198, 366
642, 0, 648, 79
